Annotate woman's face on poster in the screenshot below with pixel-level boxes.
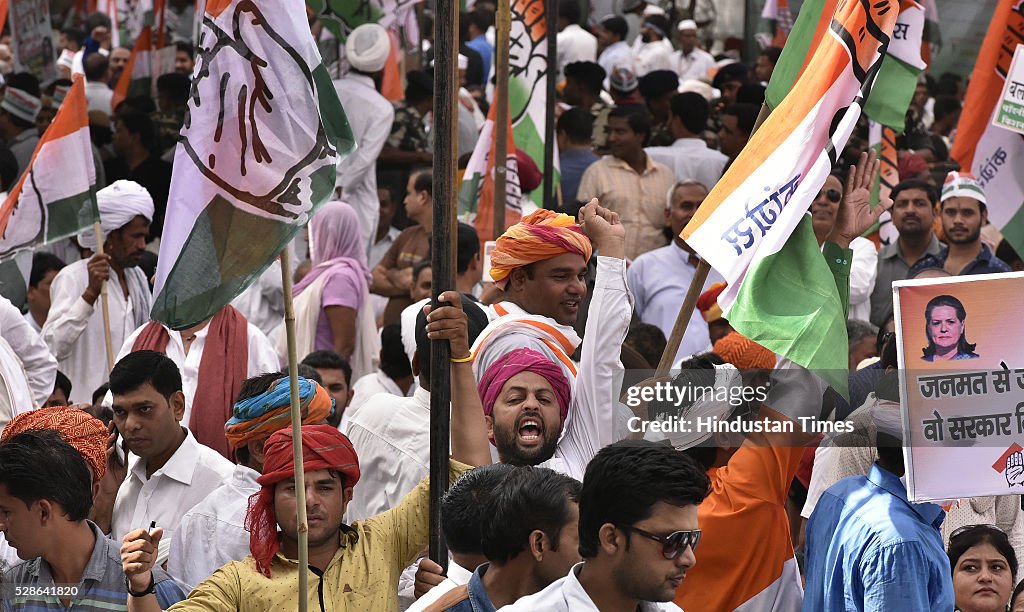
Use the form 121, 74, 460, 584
928, 305, 963, 351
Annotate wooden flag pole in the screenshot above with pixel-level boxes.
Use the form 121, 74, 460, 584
493, 0, 510, 240
541, 0, 557, 208
279, 247, 309, 612
429, 0, 458, 571
93, 222, 114, 373
654, 104, 772, 377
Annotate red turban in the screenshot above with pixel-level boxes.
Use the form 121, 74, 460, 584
477, 348, 571, 424
489, 209, 593, 288
697, 282, 727, 323
713, 331, 776, 370
1, 407, 107, 479
244, 424, 360, 577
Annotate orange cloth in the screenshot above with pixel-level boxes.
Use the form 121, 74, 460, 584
696, 282, 727, 322
1, 406, 107, 479
713, 331, 775, 370
224, 377, 334, 449
488, 209, 593, 287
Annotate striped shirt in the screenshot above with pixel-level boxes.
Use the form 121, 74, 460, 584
1, 522, 186, 611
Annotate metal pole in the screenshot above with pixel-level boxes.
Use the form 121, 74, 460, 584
494, 0, 510, 239
429, 0, 458, 572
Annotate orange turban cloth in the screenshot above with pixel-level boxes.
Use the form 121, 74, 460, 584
489, 209, 593, 288
713, 331, 776, 370
697, 282, 727, 323
1, 406, 108, 479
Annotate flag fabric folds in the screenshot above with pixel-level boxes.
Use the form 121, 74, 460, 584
458, 100, 525, 244
151, 0, 354, 330
683, 0, 899, 394
0, 76, 97, 258
112, 25, 153, 111
949, 0, 1024, 256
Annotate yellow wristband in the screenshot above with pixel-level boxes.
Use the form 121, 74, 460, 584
450, 354, 473, 363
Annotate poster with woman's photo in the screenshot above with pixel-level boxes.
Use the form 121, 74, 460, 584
894, 272, 1024, 502
9, 0, 56, 83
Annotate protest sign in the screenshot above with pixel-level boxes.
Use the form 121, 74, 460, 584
993, 44, 1024, 135
9, 0, 56, 83
894, 272, 1024, 502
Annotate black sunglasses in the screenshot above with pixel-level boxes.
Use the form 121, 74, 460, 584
817, 189, 841, 204
621, 525, 701, 559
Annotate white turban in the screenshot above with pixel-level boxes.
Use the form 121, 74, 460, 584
677, 19, 698, 32
401, 298, 430, 367
871, 398, 904, 440
346, 24, 390, 74
644, 364, 744, 450
78, 180, 155, 250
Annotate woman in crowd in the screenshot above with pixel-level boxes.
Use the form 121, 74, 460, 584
948, 524, 1017, 612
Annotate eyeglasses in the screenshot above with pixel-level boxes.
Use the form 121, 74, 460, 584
620, 525, 701, 559
817, 189, 842, 204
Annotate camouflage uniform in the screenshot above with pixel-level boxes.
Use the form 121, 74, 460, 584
387, 101, 430, 152
591, 101, 613, 152
649, 119, 675, 147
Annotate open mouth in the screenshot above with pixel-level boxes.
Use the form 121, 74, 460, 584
517, 417, 545, 446
563, 299, 580, 312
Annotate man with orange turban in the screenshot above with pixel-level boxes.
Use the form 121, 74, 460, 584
0, 405, 107, 480
470, 200, 633, 480
167, 374, 335, 591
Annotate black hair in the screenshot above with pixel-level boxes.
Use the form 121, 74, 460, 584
558, 0, 581, 24
608, 106, 651, 141
564, 62, 605, 96
3, 73, 41, 130
735, 83, 766, 106
380, 324, 413, 380
53, 370, 73, 401
467, 9, 493, 33
115, 111, 158, 152
948, 525, 1018, 584
109, 350, 183, 398
759, 46, 783, 64
721, 103, 759, 135
890, 178, 938, 206
997, 239, 1023, 268
933, 95, 961, 123
61, 28, 86, 47
1012, 578, 1024, 609
413, 169, 433, 198
600, 16, 628, 41
411, 258, 432, 285
442, 464, 517, 554
175, 41, 195, 60
83, 53, 109, 81
84, 12, 112, 33
404, 70, 433, 105
91, 382, 109, 406
301, 350, 353, 386
292, 364, 324, 385
624, 322, 666, 371
556, 107, 594, 145
0, 430, 93, 521
0, 146, 18, 191
456, 222, 481, 275
116, 95, 157, 115
670, 92, 709, 136
156, 72, 191, 105
29, 252, 65, 288
642, 15, 671, 39
481, 466, 582, 564
578, 439, 710, 558
922, 294, 976, 359
415, 296, 489, 383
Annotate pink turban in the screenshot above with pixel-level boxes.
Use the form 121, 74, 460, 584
477, 348, 571, 423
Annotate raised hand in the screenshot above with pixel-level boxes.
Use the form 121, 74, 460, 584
827, 150, 893, 249
578, 199, 625, 259
121, 526, 163, 593
1007, 452, 1024, 487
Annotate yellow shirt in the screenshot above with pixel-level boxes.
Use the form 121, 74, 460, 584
168, 460, 472, 612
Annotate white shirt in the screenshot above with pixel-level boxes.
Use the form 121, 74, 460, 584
111, 428, 235, 566
498, 563, 682, 611
598, 41, 636, 90
85, 81, 114, 115
344, 386, 431, 521
848, 236, 878, 323
406, 560, 474, 612
628, 243, 726, 363
230, 260, 285, 338
42, 260, 149, 404
0, 296, 56, 407
633, 39, 676, 76
556, 24, 598, 79
675, 47, 716, 82
645, 138, 728, 192
22, 310, 40, 334
333, 73, 395, 249
115, 319, 279, 428
349, 369, 412, 414
167, 463, 259, 591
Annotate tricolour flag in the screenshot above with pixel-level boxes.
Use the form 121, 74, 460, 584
865, 120, 900, 246
151, 0, 354, 329
949, 0, 1024, 256
766, 0, 924, 130
510, 0, 558, 207
112, 25, 153, 112
0, 76, 97, 257
307, 0, 382, 40
458, 100, 524, 244
682, 0, 898, 394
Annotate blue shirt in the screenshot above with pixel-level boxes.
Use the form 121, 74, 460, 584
908, 242, 1011, 277
436, 563, 497, 612
802, 464, 954, 612
466, 35, 494, 85
559, 147, 599, 203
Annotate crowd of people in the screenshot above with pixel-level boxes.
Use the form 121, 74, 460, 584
0, 1, 1016, 611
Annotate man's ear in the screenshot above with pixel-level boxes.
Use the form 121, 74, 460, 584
509, 267, 528, 292
249, 438, 267, 466
171, 391, 186, 422
529, 529, 546, 561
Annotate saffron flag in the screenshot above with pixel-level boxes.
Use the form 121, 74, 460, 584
151, 0, 354, 329
112, 25, 153, 111
682, 0, 899, 394
510, 0, 558, 207
949, 0, 1024, 256
864, 120, 900, 246
0, 76, 97, 257
458, 99, 524, 244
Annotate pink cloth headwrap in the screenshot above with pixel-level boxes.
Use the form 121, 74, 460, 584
477, 348, 571, 423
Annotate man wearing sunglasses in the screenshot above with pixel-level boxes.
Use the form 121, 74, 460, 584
501, 440, 710, 611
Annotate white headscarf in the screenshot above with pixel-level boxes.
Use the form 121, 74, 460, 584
77, 180, 155, 250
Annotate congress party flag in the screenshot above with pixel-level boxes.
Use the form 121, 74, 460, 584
151, 0, 354, 330
112, 25, 153, 112
0, 76, 98, 258
458, 100, 525, 244
950, 0, 1024, 258
864, 120, 900, 246
307, 0, 382, 41
682, 0, 899, 394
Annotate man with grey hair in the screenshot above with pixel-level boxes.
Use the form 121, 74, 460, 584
626, 180, 725, 363
846, 319, 878, 370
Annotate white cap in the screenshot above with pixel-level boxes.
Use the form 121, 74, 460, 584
345, 24, 390, 73
677, 19, 698, 32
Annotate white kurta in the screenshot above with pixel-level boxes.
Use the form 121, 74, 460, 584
0, 295, 56, 408
556, 24, 598, 78
112, 428, 235, 566
499, 563, 682, 611
115, 319, 280, 428
167, 463, 259, 591
42, 260, 150, 404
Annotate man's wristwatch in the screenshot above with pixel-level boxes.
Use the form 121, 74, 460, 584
125, 573, 156, 597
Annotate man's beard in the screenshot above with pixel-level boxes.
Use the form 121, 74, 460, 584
494, 420, 560, 466
946, 226, 981, 245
